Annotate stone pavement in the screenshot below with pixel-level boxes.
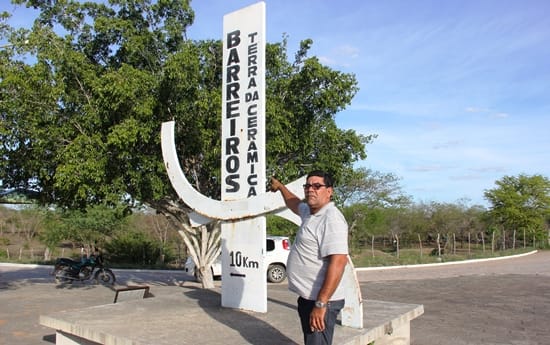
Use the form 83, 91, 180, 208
1, 251, 550, 345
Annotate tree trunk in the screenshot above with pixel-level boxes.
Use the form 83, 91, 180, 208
43, 247, 51, 261
417, 233, 423, 258
453, 233, 456, 255
437, 233, 441, 257
491, 232, 495, 253
371, 235, 375, 258
512, 230, 516, 250
177, 221, 221, 289
467, 232, 471, 257
394, 234, 400, 258
481, 232, 485, 252
154, 200, 222, 290
197, 265, 215, 287
348, 219, 357, 253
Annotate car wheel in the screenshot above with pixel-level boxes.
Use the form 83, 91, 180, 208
267, 264, 286, 283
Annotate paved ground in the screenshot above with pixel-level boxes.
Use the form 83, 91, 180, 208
358, 251, 550, 345
1, 251, 549, 344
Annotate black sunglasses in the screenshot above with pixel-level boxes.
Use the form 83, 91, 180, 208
303, 183, 327, 190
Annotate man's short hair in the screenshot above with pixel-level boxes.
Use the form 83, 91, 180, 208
307, 170, 334, 187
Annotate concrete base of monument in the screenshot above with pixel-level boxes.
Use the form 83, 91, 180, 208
40, 285, 423, 345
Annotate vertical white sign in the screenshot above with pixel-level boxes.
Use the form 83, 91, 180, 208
221, 2, 267, 312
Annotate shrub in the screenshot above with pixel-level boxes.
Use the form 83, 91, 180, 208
105, 230, 168, 266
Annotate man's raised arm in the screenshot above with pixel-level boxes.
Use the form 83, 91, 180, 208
270, 177, 301, 215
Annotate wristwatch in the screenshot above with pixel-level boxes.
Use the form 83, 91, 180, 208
315, 300, 327, 308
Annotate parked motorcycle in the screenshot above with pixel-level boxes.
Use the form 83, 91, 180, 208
52, 253, 116, 285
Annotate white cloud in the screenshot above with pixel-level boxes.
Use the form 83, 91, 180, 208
492, 112, 510, 119
316, 44, 360, 68
333, 44, 360, 59
432, 140, 463, 150
465, 107, 490, 113
318, 56, 336, 65
468, 167, 508, 173
409, 165, 451, 173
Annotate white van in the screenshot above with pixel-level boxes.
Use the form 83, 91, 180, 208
184, 235, 290, 283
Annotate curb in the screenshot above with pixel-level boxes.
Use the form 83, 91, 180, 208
0, 262, 48, 269
355, 250, 538, 271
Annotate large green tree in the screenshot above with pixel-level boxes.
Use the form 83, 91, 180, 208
484, 174, 550, 246
1, 0, 370, 287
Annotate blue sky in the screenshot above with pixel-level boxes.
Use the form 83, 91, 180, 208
3, 1, 550, 207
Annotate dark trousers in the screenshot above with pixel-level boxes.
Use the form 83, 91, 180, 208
297, 297, 345, 345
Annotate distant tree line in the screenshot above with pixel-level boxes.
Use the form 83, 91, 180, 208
1, 172, 548, 265
271, 170, 550, 256
0, 205, 184, 266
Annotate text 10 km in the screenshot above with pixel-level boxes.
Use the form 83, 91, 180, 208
229, 251, 260, 269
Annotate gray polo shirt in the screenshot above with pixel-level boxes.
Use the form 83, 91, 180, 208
287, 201, 349, 301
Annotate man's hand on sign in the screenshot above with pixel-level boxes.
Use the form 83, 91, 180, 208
270, 177, 283, 192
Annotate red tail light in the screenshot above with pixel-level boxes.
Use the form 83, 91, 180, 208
282, 239, 290, 250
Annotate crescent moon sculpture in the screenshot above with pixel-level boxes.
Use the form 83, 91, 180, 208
161, 121, 305, 225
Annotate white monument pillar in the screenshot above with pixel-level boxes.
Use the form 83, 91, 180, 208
220, 2, 267, 312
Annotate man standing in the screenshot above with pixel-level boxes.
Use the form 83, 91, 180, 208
271, 170, 349, 345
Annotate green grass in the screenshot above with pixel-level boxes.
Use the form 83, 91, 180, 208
351, 247, 536, 267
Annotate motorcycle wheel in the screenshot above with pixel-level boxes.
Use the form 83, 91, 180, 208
94, 269, 116, 285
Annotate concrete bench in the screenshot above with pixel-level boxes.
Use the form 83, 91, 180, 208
40, 287, 423, 345
113, 285, 150, 303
